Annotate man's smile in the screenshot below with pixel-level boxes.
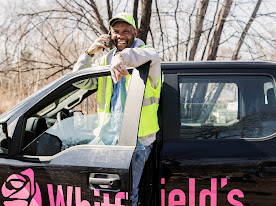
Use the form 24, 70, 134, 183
117, 40, 127, 45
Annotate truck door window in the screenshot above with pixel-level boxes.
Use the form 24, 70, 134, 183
22, 75, 131, 156
179, 75, 276, 139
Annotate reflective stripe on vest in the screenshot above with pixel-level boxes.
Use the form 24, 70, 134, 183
98, 45, 161, 137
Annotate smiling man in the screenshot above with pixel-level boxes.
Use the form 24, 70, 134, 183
111, 21, 137, 51
73, 13, 161, 206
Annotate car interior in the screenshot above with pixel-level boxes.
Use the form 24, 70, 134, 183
22, 83, 97, 155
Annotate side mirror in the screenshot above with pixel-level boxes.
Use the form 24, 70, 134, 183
36, 133, 62, 156
0, 123, 9, 154
0, 122, 8, 138
23, 132, 62, 156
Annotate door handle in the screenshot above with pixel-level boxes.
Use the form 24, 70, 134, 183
260, 162, 276, 177
261, 166, 276, 174
89, 173, 121, 191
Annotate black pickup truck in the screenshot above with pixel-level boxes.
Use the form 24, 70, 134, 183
0, 61, 276, 206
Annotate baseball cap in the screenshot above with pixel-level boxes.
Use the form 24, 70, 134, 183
109, 13, 136, 29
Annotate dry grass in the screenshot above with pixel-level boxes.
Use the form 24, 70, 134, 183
0, 70, 65, 115
0, 87, 24, 114
0, 80, 98, 115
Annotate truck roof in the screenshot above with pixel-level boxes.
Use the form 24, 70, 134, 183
161, 61, 276, 70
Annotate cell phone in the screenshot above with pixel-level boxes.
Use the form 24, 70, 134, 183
103, 31, 112, 47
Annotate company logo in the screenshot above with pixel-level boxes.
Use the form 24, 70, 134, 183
1, 168, 42, 206
1, 168, 128, 206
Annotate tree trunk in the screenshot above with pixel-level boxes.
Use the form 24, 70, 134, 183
232, 0, 262, 60
207, 0, 233, 60
189, 0, 210, 61
106, 0, 113, 20
155, 0, 165, 60
133, 0, 139, 29
185, 0, 198, 61
89, 0, 108, 34
138, 0, 153, 43
174, 0, 180, 61
201, 0, 220, 60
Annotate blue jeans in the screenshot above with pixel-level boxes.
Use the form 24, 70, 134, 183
131, 143, 152, 206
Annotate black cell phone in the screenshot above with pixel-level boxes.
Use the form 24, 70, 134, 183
104, 31, 112, 47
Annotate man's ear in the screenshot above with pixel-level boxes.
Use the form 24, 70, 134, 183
134, 29, 138, 38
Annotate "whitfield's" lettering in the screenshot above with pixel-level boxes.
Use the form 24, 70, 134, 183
1, 168, 245, 206
161, 178, 244, 206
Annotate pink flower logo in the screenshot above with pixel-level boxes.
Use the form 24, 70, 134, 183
1, 168, 42, 206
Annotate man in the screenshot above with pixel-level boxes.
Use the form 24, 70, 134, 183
73, 13, 161, 206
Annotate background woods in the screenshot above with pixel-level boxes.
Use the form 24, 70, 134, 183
0, 0, 275, 113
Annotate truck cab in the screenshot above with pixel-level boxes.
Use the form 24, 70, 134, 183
0, 61, 276, 206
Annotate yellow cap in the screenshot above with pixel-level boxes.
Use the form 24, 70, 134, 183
109, 13, 136, 29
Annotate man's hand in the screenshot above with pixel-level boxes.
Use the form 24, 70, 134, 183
86, 34, 111, 56
110, 53, 129, 84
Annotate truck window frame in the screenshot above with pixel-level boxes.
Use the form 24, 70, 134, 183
162, 68, 276, 142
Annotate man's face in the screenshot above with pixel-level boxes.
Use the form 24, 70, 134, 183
111, 21, 137, 51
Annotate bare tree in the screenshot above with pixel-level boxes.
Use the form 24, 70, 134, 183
174, 0, 180, 61
138, 0, 153, 43
88, 0, 109, 34
189, 0, 210, 61
207, 0, 233, 60
154, 0, 166, 60
106, 0, 113, 20
185, 0, 198, 61
232, 0, 263, 60
133, 0, 139, 29
201, 0, 220, 60
1, 0, 276, 113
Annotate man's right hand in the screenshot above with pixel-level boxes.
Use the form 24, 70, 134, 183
86, 34, 111, 56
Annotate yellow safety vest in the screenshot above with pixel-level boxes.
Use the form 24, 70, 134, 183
97, 45, 161, 137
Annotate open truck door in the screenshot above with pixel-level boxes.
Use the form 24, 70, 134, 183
0, 62, 150, 206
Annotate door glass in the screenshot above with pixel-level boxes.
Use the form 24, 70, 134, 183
179, 75, 276, 139
22, 75, 131, 155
